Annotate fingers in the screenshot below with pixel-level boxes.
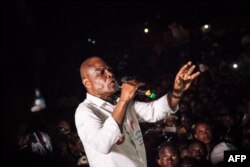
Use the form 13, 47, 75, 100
176, 61, 201, 83
123, 80, 145, 89
187, 65, 196, 75
190, 71, 200, 80
177, 61, 192, 76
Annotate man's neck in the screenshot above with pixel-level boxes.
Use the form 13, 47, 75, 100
100, 94, 118, 105
88, 92, 118, 105
92, 93, 113, 103
101, 95, 112, 102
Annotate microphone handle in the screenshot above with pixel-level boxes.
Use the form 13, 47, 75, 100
136, 89, 149, 95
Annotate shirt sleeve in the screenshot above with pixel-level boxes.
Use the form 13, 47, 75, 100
133, 94, 178, 123
75, 104, 123, 154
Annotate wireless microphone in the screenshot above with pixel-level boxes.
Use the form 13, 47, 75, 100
116, 84, 156, 99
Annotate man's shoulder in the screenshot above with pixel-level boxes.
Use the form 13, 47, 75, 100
76, 99, 97, 111
75, 100, 99, 121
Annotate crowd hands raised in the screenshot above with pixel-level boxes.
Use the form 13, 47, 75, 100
14, 21, 250, 167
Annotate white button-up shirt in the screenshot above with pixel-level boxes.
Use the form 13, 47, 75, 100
75, 93, 177, 167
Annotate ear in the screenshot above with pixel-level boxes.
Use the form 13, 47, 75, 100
194, 133, 198, 139
82, 78, 91, 89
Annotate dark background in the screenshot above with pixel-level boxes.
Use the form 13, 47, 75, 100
2, 0, 250, 165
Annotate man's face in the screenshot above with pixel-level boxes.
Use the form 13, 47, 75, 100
194, 123, 213, 144
83, 58, 117, 98
158, 147, 179, 167
165, 117, 177, 127
189, 143, 206, 160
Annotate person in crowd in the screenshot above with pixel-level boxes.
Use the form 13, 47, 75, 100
156, 142, 180, 167
188, 140, 210, 167
193, 121, 214, 159
210, 141, 237, 166
49, 118, 89, 167
75, 56, 200, 167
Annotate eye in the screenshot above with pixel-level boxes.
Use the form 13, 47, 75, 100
95, 68, 105, 76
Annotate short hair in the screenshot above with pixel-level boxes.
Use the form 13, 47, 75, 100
188, 140, 208, 154
157, 141, 179, 154
193, 121, 212, 134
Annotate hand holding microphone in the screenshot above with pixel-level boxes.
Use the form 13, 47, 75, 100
116, 80, 156, 100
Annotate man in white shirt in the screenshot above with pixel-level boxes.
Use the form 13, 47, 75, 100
75, 56, 200, 167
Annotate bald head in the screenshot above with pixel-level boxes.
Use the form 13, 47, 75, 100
79, 56, 116, 98
80, 56, 104, 79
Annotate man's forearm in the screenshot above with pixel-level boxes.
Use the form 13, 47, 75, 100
112, 99, 129, 126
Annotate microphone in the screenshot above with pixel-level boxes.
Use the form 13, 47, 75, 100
116, 84, 156, 99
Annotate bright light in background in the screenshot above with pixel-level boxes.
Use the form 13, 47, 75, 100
233, 63, 238, 69
88, 38, 96, 44
144, 28, 149, 34
201, 24, 211, 33
31, 89, 46, 112
204, 24, 209, 29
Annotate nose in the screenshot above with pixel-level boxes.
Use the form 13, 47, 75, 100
167, 157, 175, 164
204, 130, 210, 136
195, 149, 202, 155
105, 69, 113, 78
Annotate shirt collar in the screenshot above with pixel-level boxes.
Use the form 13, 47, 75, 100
86, 93, 113, 107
